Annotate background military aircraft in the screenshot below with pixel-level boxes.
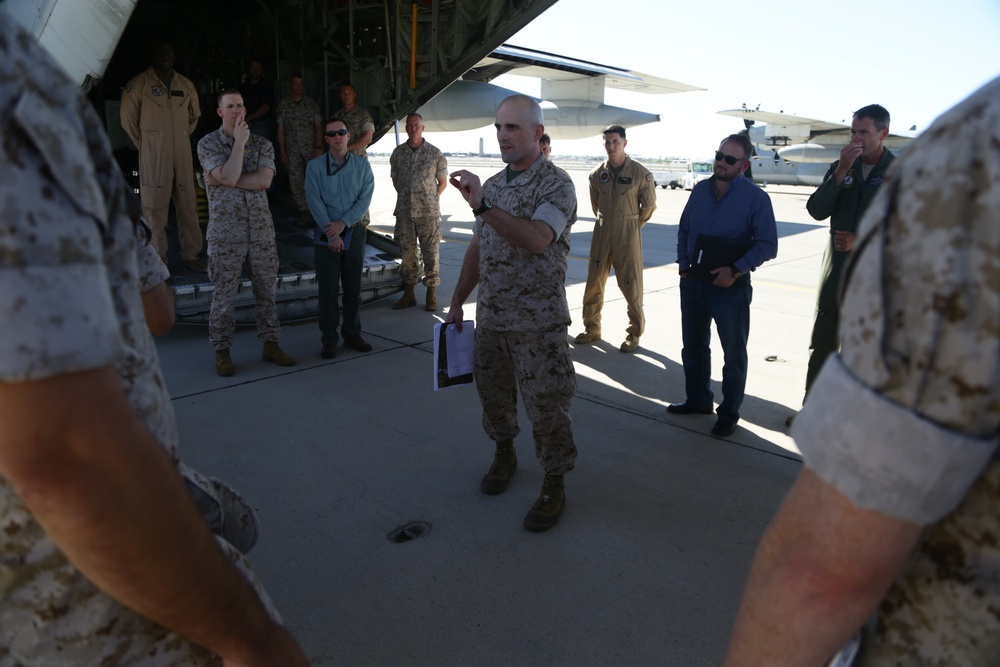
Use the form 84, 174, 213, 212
719, 106, 917, 186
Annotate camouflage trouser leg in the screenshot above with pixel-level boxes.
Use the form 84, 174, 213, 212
246, 236, 281, 343
474, 328, 578, 474
856, 459, 1000, 666
287, 145, 312, 212
395, 215, 441, 286
208, 240, 248, 350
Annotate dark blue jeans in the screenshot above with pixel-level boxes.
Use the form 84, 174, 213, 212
315, 225, 367, 346
679, 275, 752, 422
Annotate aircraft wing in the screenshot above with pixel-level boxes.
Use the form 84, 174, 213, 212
718, 108, 848, 133
465, 44, 704, 101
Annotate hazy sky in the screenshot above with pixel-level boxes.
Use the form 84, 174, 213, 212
371, 0, 1000, 159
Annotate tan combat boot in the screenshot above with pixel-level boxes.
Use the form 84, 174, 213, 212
393, 284, 416, 309
425, 285, 438, 311
480, 440, 517, 495
215, 348, 235, 377
262, 340, 296, 366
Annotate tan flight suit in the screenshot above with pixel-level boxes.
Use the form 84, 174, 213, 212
120, 66, 203, 262
581, 155, 657, 338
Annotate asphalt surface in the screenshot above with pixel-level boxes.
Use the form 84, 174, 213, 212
158, 158, 826, 666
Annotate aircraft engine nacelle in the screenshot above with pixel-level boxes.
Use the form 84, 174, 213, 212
418, 80, 529, 133
777, 143, 840, 164
541, 105, 660, 140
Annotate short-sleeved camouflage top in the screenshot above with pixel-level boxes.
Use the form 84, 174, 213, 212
197, 127, 277, 243
0, 18, 273, 664
276, 95, 321, 147
474, 154, 577, 332
333, 105, 375, 158
390, 140, 448, 218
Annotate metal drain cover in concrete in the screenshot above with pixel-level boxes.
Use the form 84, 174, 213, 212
388, 520, 431, 543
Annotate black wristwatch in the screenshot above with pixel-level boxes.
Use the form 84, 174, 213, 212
730, 265, 743, 279
472, 197, 493, 216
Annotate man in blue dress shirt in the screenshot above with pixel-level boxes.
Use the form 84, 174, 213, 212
668, 134, 778, 437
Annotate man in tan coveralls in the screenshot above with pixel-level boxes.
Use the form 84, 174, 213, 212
447, 95, 578, 533
121, 41, 205, 272
574, 124, 656, 353
197, 90, 296, 376
725, 76, 1000, 666
390, 113, 448, 311
0, 18, 307, 664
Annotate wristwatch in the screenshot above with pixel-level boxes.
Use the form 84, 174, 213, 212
730, 265, 742, 279
472, 197, 493, 216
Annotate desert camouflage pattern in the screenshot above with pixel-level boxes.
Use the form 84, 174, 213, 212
391, 141, 447, 286
475, 328, 578, 474
276, 95, 321, 211
472, 155, 578, 470
0, 18, 277, 664
475, 155, 577, 332
198, 127, 282, 349
333, 105, 375, 158
799, 77, 1000, 665
582, 155, 657, 337
136, 231, 171, 293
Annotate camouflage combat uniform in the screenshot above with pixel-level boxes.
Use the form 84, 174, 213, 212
197, 128, 281, 350
793, 76, 1000, 665
581, 155, 656, 338
474, 155, 579, 474
333, 105, 375, 159
390, 139, 448, 287
276, 95, 321, 213
0, 18, 278, 664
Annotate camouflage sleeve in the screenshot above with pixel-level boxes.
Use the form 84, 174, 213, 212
532, 169, 577, 238
793, 86, 1000, 525
0, 88, 121, 382
257, 137, 277, 174
197, 132, 228, 174
136, 236, 169, 293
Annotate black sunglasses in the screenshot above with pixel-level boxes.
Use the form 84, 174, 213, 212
325, 129, 348, 137
714, 151, 743, 165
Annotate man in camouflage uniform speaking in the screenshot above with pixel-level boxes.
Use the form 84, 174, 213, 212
0, 17, 307, 664
447, 95, 578, 532
724, 76, 1000, 666
390, 112, 448, 311
198, 90, 296, 376
276, 72, 323, 227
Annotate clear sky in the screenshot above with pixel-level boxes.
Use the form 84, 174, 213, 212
371, 0, 1000, 160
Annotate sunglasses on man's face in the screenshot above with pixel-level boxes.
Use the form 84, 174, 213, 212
714, 151, 743, 166
325, 129, 349, 137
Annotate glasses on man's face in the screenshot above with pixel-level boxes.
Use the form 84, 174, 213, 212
714, 151, 743, 166
325, 129, 348, 137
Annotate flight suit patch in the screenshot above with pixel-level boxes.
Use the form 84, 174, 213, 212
151, 86, 164, 97
124, 83, 131, 93
842, 174, 855, 188
618, 176, 632, 184
599, 170, 610, 183
171, 90, 184, 97
645, 173, 653, 181
866, 175, 884, 186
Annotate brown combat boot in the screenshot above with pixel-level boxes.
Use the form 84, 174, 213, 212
425, 285, 438, 311
262, 341, 296, 366
523, 474, 565, 532
393, 284, 417, 309
215, 348, 235, 377
480, 441, 517, 495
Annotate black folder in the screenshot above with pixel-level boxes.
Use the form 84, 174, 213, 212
689, 234, 751, 282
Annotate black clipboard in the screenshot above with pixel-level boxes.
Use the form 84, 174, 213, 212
689, 234, 750, 282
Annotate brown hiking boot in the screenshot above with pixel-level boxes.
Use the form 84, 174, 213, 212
262, 341, 296, 366
574, 330, 601, 345
480, 441, 517, 495
393, 284, 416, 309
523, 474, 565, 532
619, 335, 639, 353
425, 285, 438, 311
215, 348, 235, 377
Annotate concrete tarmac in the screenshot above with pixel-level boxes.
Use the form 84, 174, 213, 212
160, 157, 827, 665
